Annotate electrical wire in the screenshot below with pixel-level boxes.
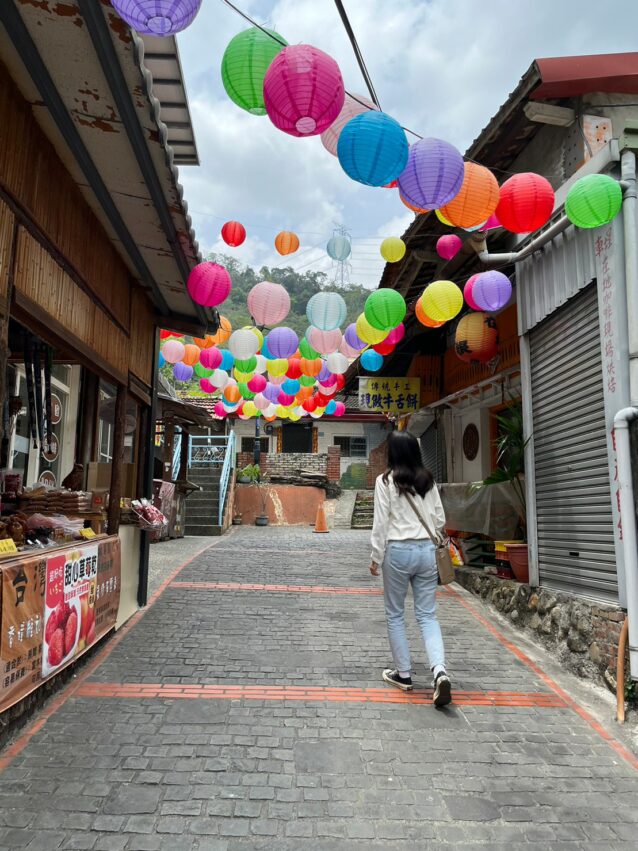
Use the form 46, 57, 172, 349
332, 0, 380, 109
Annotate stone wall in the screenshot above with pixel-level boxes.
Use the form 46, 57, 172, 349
455, 567, 627, 689
366, 438, 388, 488
237, 451, 341, 482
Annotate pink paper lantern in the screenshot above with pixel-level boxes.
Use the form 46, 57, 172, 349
278, 391, 296, 406
248, 374, 267, 393
479, 212, 501, 231
187, 262, 232, 307
333, 401, 346, 417
464, 274, 481, 310
307, 327, 342, 356
320, 92, 377, 156
199, 347, 222, 370
161, 339, 185, 364
214, 401, 227, 418
385, 323, 405, 345
436, 235, 462, 261
247, 281, 291, 326
263, 45, 345, 137
200, 378, 216, 394
340, 338, 360, 358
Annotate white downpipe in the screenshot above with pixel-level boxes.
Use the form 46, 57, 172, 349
621, 150, 638, 404
613, 409, 638, 679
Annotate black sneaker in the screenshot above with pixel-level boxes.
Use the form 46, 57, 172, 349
432, 671, 451, 707
382, 669, 413, 691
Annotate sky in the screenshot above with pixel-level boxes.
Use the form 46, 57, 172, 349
176, 0, 637, 289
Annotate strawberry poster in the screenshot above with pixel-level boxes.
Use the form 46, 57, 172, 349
0, 536, 120, 712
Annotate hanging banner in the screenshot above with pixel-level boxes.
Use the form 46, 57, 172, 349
0, 536, 120, 712
358, 377, 420, 414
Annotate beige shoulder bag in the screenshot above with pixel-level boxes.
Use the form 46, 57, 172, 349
404, 493, 455, 585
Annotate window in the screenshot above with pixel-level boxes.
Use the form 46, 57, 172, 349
334, 436, 367, 458
241, 437, 269, 454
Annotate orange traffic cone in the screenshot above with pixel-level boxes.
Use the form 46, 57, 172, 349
313, 503, 329, 533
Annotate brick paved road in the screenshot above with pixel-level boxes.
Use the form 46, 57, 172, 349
1, 528, 637, 849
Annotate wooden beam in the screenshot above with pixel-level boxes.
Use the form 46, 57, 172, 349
107, 385, 127, 535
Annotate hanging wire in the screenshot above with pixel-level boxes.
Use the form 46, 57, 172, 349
332, 0, 380, 109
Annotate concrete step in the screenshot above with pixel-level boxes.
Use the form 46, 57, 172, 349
184, 523, 223, 536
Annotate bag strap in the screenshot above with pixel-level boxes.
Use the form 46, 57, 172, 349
404, 492, 442, 546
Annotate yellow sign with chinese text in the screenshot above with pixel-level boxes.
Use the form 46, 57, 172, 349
358, 377, 421, 414
0, 539, 18, 555
80, 528, 96, 539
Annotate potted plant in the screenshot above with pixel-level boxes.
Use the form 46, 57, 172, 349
232, 511, 243, 526
253, 471, 270, 526
237, 463, 259, 484
482, 401, 530, 583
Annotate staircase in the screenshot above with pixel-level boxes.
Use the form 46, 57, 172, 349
351, 490, 374, 529
184, 433, 235, 536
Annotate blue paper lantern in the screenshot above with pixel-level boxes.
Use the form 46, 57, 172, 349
158, 352, 166, 368
220, 350, 235, 371
337, 112, 408, 187
282, 378, 301, 395
173, 362, 194, 382
360, 349, 384, 372
327, 235, 352, 261
325, 399, 337, 415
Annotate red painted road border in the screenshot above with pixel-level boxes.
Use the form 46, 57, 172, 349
172, 581, 384, 595
446, 584, 638, 772
0, 538, 222, 772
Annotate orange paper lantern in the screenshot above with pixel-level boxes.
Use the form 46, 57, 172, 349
182, 344, 201, 366
207, 316, 232, 345
399, 192, 429, 214
300, 356, 322, 377
415, 298, 444, 328
454, 312, 499, 363
223, 385, 241, 404
439, 162, 499, 229
275, 231, 300, 255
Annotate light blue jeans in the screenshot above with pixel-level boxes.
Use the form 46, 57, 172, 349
382, 539, 445, 674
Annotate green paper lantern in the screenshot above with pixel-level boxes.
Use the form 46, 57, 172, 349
235, 356, 258, 373
299, 337, 320, 359
239, 383, 256, 400
221, 27, 287, 116
565, 174, 622, 229
299, 374, 316, 387
194, 363, 213, 378
364, 289, 407, 331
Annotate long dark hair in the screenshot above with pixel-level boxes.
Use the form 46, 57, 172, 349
382, 430, 434, 498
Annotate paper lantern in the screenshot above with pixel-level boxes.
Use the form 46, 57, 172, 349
160, 329, 180, 340
228, 329, 259, 360
211, 369, 229, 389
463, 274, 481, 310
302, 397, 317, 413
234, 355, 258, 373
565, 174, 622, 229
239, 382, 256, 400
435, 209, 454, 226
397, 137, 465, 211
439, 163, 500, 229
207, 316, 232, 345
200, 347, 222, 370
187, 262, 232, 307
326, 234, 352, 261
299, 374, 316, 388
321, 92, 377, 155
220, 350, 234, 371
455, 313, 499, 364
318, 361, 332, 383
254, 354, 268, 374
400, 193, 429, 214
300, 357, 322, 377
276, 405, 290, 419
274, 231, 300, 255
356, 313, 387, 345
306, 291, 347, 331
340, 338, 360, 358
200, 378, 215, 394
344, 323, 366, 351
480, 212, 501, 231
263, 45, 344, 137
325, 400, 337, 415
267, 358, 289, 377
380, 237, 406, 263
338, 111, 408, 187
496, 173, 555, 234
111, 0, 201, 35
436, 234, 462, 261
471, 271, 512, 312
248, 374, 267, 393
282, 378, 301, 396
286, 358, 302, 379
415, 298, 445, 328
161, 340, 185, 364
421, 280, 463, 323
221, 27, 287, 115
158, 352, 165, 368
243, 401, 259, 418
364, 289, 406, 331
221, 220, 246, 247
254, 393, 270, 411
214, 401, 227, 418
307, 327, 343, 356
299, 338, 320, 359
386, 323, 405, 345
333, 401, 346, 417
173, 362, 193, 382
361, 349, 383, 372
278, 390, 296, 406
326, 352, 349, 374
182, 344, 200, 366
247, 281, 290, 326
263, 383, 281, 404
224, 385, 241, 405
373, 340, 395, 356
267, 327, 299, 359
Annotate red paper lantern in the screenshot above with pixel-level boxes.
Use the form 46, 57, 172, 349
314, 392, 331, 408
221, 220, 246, 247
302, 397, 318, 413
496, 172, 555, 234
373, 341, 396, 355
286, 358, 302, 379
454, 312, 499, 363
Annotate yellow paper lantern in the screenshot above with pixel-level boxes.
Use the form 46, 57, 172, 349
243, 401, 259, 417
276, 405, 290, 419
288, 411, 301, 421
233, 369, 254, 383
421, 280, 464, 323
435, 209, 454, 226
356, 313, 388, 345
268, 358, 289, 377
380, 236, 406, 263
415, 298, 445, 328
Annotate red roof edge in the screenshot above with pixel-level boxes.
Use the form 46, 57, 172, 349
532, 52, 638, 99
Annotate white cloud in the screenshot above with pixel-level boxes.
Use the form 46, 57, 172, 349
177, 0, 636, 288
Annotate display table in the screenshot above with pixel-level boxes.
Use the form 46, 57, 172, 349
0, 535, 121, 713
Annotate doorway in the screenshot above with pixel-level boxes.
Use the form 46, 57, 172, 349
282, 423, 313, 453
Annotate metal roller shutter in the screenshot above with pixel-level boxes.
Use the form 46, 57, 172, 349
420, 422, 446, 483
530, 283, 617, 600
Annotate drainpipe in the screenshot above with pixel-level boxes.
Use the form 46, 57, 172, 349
621, 149, 638, 403
614, 408, 638, 679
469, 214, 571, 267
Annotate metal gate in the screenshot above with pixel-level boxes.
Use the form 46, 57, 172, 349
420, 422, 446, 484
530, 283, 617, 600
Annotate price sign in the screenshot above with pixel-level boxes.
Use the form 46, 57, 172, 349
80, 528, 96, 539
0, 539, 18, 555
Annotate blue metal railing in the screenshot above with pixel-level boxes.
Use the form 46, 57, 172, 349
216, 431, 236, 526
188, 432, 236, 526
172, 431, 183, 481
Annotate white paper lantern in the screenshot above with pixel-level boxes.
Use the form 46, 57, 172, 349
326, 352, 349, 374
254, 354, 268, 374
228, 328, 259, 360
211, 369, 229, 389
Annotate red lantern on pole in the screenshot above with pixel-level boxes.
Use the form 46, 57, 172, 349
221, 220, 246, 247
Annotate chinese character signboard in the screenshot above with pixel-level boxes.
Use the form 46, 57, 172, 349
358, 377, 421, 414
0, 536, 120, 712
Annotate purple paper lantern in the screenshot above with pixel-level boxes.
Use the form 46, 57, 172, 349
187, 262, 232, 307
263, 45, 345, 137
397, 138, 464, 211
111, 0, 202, 35
344, 323, 366, 351
266, 327, 299, 358
318, 362, 332, 383
471, 271, 512, 312
173, 362, 193, 382
264, 382, 282, 404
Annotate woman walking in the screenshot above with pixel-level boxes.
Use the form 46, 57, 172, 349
370, 430, 451, 707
